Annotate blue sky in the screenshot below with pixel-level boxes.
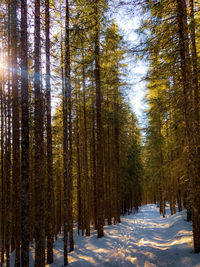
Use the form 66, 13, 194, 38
114, 5, 149, 126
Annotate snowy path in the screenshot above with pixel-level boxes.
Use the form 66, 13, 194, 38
50, 205, 200, 267
9, 204, 200, 266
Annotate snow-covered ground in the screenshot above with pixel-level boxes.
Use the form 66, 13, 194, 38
10, 204, 200, 266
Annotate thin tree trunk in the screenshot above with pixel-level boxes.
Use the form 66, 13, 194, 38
189, 0, 199, 134
63, 0, 70, 264
92, 99, 97, 230
177, 177, 182, 212
107, 124, 112, 225
11, 0, 20, 264
45, 0, 54, 263
94, 0, 104, 238
21, 0, 30, 264
158, 116, 165, 218
0, 69, 5, 266
4, 4, 11, 265
114, 95, 120, 223
76, 85, 82, 235
34, 0, 45, 264
65, 0, 74, 252
81, 45, 90, 236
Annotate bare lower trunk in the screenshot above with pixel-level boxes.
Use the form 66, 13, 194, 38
21, 0, 30, 265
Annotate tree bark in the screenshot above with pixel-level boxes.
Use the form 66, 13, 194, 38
94, 0, 104, 238
11, 0, 21, 265
34, 0, 45, 264
176, 0, 200, 253
45, 0, 54, 263
0, 67, 5, 265
21, 0, 30, 265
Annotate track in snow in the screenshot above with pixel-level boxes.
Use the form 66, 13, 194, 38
9, 204, 200, 266
49, 204, 200, 267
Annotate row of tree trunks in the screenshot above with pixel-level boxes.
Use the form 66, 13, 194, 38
176, 0, 200, 253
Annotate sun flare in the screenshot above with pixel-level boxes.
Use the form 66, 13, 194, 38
0, 60, 6, 70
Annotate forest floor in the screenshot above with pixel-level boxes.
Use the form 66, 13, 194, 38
10, 204, 200, 266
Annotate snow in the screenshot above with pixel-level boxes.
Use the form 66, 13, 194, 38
9, 204, 200, 266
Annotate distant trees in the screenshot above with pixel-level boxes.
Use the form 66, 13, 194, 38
0, 0, 142, 265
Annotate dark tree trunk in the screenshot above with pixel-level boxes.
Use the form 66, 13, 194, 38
114, 95, 120, 223
94, 0, 104, 238
75, 86, 82, 235
158, 115, 165, 218
45, 0, 54, 263
176, 0, 200, 253
92, 101, 97, 230
11, 0, 20, 265
81, 46, 90, 236
63, 0, 74, 263
177, 177, 182, 212
21, 0, 30, 265
189, 0, 199, 135
5, 3, 11, 265
34, 0, 45, 264
0, 70, 5, 265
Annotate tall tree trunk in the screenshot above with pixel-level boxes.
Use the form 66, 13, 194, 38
188, 3, 200, 226
158, 115, 165, 218
94, 0, 104, 238
66, 0, 74, 252
5, 3, 11, 265
0, 69, 5, 266
107, 124, 112, 225
189, 0, 199, 134
11, 0, 20, 265
92, 101, 97, 230
68, 63, 74, 252
57, 0, 64, 236
177, 177, 182, 212
114, 95, 120, 223
75, 85, 82, 235
176, 0, 200, 253
82, 45, 90, 236
34, 0, 45, 264
4, 84, 10, 267
63, 0, 72, 264
21, 0, 30, 265
45, 0, 54, 263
